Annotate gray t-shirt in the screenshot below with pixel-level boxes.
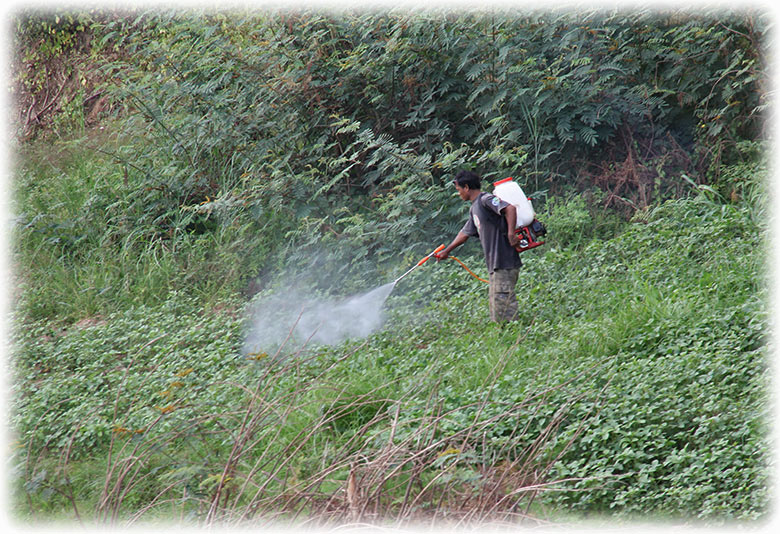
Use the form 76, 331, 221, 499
461, 192, 522, 274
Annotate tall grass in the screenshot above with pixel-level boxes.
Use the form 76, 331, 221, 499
12, 134, 269, 321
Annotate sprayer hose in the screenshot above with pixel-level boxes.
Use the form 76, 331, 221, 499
449, 256, 489, 284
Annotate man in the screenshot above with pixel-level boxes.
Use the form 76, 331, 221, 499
436, 170, 521, 322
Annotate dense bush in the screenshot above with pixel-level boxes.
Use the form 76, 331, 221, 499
55, 9, 774, 293
11, 8, 769, 317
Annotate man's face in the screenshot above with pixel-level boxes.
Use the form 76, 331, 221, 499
454, 182, 470, 201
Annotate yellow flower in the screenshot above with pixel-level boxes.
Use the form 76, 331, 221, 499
156, 404, 178, 414
437, 447, 461, 458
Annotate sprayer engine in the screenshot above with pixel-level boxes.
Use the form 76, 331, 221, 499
514, 218, 546, 252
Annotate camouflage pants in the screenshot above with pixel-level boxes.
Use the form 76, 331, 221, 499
489, 268, 519, 322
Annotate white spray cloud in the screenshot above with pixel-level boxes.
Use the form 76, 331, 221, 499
243, 282, 395, 355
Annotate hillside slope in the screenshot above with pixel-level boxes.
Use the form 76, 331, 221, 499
11, 189, 769, 526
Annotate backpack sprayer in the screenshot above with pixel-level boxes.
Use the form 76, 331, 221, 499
492, 177, 547, 252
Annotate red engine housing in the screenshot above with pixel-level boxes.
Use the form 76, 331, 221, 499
514, 219, 546, 253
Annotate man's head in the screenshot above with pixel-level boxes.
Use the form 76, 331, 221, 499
453, 170, 482, 201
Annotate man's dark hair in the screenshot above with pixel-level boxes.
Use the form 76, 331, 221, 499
453, 170, 481, 190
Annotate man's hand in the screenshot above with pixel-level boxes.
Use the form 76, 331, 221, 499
508, 231, 521, 248
438, 232, 469, 261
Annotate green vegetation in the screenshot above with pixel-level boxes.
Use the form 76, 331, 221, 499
9, 6, 770, 529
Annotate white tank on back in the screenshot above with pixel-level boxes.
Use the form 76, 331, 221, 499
492, 177, 535, 227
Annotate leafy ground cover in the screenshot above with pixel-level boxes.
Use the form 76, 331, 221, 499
10, 167, 770, 527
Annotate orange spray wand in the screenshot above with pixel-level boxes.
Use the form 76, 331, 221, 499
393, 244, 446, 286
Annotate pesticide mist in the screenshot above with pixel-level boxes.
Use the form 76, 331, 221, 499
243, 282, 395, 355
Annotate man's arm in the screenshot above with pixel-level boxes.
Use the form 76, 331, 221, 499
503, 204, 520, 247
437, 231, 469, 260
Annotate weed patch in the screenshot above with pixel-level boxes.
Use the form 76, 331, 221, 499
11, 190, 769, 526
